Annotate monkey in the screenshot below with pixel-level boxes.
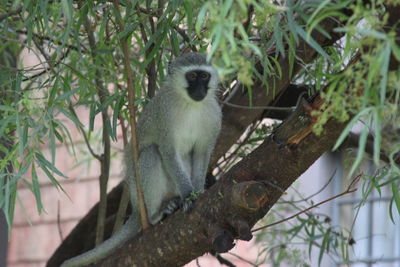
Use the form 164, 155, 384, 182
61, 53, 222, 267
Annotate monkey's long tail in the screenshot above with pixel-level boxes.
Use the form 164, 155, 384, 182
60, 216, 138, 267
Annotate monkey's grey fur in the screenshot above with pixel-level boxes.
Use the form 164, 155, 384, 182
61, 53, 222, 267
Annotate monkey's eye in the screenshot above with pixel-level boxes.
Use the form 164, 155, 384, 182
200, 72, 210, 80
186, 72, 197, 81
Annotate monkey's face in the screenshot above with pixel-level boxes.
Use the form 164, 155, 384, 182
169, 63, 219, 103
185, 70, 211, 101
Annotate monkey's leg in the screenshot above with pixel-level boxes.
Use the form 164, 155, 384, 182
137, 145, 181, 224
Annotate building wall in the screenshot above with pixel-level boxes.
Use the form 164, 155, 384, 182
6, 106, 124, 267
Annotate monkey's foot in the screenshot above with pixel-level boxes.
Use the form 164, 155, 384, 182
182, 191, 201, 212
160, 197, 182, 218
182, 198, 194, 212
160, 196, 196, 219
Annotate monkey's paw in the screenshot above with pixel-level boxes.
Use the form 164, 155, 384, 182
182, 198, 194, 212
182, 191, 200, 212
161, 197, 182, 217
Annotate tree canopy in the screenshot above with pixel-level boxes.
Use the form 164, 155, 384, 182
0, 0, 399, 266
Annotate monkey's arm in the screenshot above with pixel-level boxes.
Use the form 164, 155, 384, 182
158, 144, 194, 197
191, 146, 213, 191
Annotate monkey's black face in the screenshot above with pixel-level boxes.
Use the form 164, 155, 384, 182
185, 70, 211, 101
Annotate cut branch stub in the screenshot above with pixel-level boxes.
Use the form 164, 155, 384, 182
208, 225, 235, 253
230, 219, 252, 241
230, 181, 268, 211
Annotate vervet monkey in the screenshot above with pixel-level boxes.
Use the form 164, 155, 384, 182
61, 53, 222, 267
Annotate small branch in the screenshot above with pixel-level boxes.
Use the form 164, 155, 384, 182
173, 26, 198, 52
68, 104, 102, 161
113, 0, 150, 229
15, 29, 86, 52
213, 253, 237, 267
252, 175, 361, 232
80, 1, 112, 246
242, 5, 254, 32
112, 116, 131, 233
22, 49, 71, 82
227, 252, 259, 267
57, 201, 63, 241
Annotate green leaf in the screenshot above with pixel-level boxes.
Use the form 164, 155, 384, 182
0, 105, 15, 112
170, 28, 180, 56
55, 87, 81, 102
112, 93, 126, 142
349, 124, 369, 177
372, 109, 381, 165
35, 152, 67, 178
59, 107, 84, 128
61, 0, 73, 22
390, 38, 400, 61
379, 43, 390, 105
195, 5, 208, 35
183, 0, 193, 28
294, 24, 330, 61
16, 112, 24, 160
333, 107, 373, 151
118, 22, 140, 40
392, 182, 400, 217
319, 230, 330, 266
31, 164, 43, 214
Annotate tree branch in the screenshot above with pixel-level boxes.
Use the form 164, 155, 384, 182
97, 94, 348, 266
112, 0, 150, 229
81, 2, 112, 246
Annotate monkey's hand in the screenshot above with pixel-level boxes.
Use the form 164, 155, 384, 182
160, 192, 200, 219
160, 196, 182, 218
182, 191, 201, 212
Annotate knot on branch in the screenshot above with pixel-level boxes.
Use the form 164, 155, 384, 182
231, 181, 268, 211
230, 218, 252, 241
208, 225, 235, 253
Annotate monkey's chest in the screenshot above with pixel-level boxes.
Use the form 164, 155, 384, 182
173, 109, 212, 154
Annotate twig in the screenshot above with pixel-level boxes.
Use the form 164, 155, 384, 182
213, 253, 237, 267
22, 49, 71, 82
15, 29, 86, 52
227, 252, 259, 266
112, 116, 131, 233
68, 104, 102, 161
243, 5, 254, 32
279, 170, 337, 204
173, 26, 198, 52
252, 175, 361, 232
80, 1, 112, 246
57, 200, 64, 241
113, 0, 150, 229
